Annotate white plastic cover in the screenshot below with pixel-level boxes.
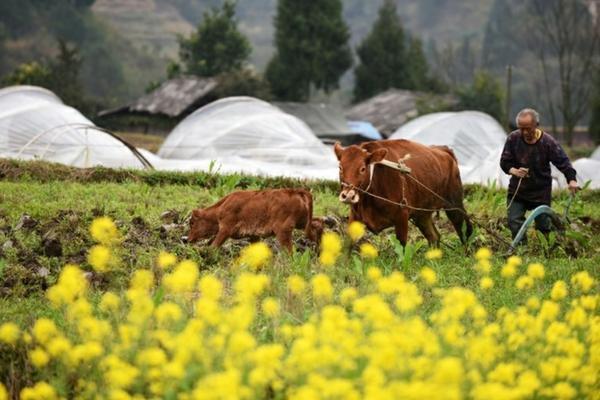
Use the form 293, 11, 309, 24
0, 85, 148, 169
389, 111, 510, 186
591, 146, 600, 161
553, 158, 600, 189
158, 96, 338, 179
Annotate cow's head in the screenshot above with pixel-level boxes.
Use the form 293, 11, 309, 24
187, 209, 218, 243
334, 142, 387, 204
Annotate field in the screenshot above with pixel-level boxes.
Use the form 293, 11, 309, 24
0, 159, 599, 399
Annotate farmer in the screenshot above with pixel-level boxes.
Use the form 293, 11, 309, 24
500, 108, 579, 244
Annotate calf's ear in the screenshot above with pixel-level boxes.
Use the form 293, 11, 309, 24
333, 142, 344, 160
368, 148, 388, 164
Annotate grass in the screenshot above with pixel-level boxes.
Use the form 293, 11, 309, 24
1, 162, 599, 324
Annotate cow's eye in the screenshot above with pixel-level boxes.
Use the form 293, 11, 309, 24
360, 166, 366, 174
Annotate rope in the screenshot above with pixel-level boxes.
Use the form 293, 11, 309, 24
506, 176, 524, 210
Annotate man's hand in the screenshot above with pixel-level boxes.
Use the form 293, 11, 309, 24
568, 180, 579, 194
509, 167, 529, 178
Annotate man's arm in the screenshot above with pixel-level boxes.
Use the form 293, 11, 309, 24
500, 136, 528, 178
549, 140, 579, 193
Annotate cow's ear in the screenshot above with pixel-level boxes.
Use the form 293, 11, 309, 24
368, 148, 388, 164
333, 141, 344, 160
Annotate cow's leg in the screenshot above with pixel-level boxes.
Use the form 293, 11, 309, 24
394, 208, 410, 247
414, 213, 440, 247
210, 226, 231, 247
445, 208, 473, 244
275, 227, 294, 253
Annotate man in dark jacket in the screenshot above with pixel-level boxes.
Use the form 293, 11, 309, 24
500, 108, 579, 244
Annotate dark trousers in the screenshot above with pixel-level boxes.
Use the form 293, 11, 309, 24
507, 199, 552, 244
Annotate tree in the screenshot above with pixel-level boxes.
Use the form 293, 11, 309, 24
481, 0, 522, 71
178, 1, 251, 77
353, 0, 409, 102
457, 70, 505, 122
523, 0, 600, 145
266, 0, 352, 101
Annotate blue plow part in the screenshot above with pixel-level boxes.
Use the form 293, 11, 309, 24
508, 205, 556, 253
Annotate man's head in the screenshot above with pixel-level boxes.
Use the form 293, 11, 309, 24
516, 108, 540, 142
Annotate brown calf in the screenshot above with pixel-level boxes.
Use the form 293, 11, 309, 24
187, 189, 324, 252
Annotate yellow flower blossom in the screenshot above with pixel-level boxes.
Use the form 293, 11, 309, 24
163, 260, 199, 293
88, 244, 112, 272
339, 287, 358, 305
0, 322, 20, 345
157, 251, 177, 269
262, 297, 280, 318
287, 275, 306, 296
551, 280, 568, 301
347, 221, 366, 242
526, 296, 541, 310
130, 269, 154, 291
366, 266, 382, 282
318, 251, 336, 267
425, 248, 443, 260
238, 242, 272, 271
527, 263, 545, 280
571, 271, 595, 293
0, 383, 7, 400
32, 318, 57, 345
420, 267, 437, 286
90, 216, 119, 244
99, 292, 120, 313
501, 263, 517, 278
475, 247, 492, 260
29, 347, 50, 368
359, 243, 378, 259
516, 275, 534, 290
20, 382, 58, 400
319, 231, 342, 267
155, 302, 183, 326
480, 277, 494, 290
312, 274, 333, 302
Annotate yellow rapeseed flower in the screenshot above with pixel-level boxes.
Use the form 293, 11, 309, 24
0, 382, 7, 400
425, 248, 443, 260
29, 347, 50, 368
163, 260, 199, 293
312, 274, 333, 302
571, 271, 595, 293
199, 274, 223, 300
32, 318, 57, 345
526, 296, 541, 310
287, 275, 306, 296
501, 263, 517, 278
90, 216, 119, 245
157, 251, 177, 269
321, 232, 342, 255
347, 221, 366, 242
238, 242, 272, 271
262, 297, 280, 318
339, 287, 358, 305
420, 267, 437, 286
0, 322, 20, 345
88, 244, 112, 272
527, 263, 545, 280
20, 382, 58, 400
366, 266, 382, 282
516, 276, 534, 290
155, 302, 183, 326
359, 243, 378, 259
99, 292, 120, 313
130, 269, 153, 292
318, 251, 337, 267
551, 280, 568, 301
480, 277, 494, 290
475, 247, 492, 260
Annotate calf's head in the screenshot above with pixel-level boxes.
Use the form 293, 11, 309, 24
187, 209, 218, 243
334, 142, 388, 204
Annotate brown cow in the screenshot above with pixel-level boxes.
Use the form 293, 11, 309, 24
187, 189, 324, 252
334, 140, 472, 246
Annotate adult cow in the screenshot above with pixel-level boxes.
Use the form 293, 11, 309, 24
187, 188, 324, 252
334, 140, 472, 246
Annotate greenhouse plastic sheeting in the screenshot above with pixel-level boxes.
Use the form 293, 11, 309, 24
553, 158, 600, 189
389, 111, 509, 186
591, 146, 600, 161
0, 85, 147, 169
158, 97, 339, 179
